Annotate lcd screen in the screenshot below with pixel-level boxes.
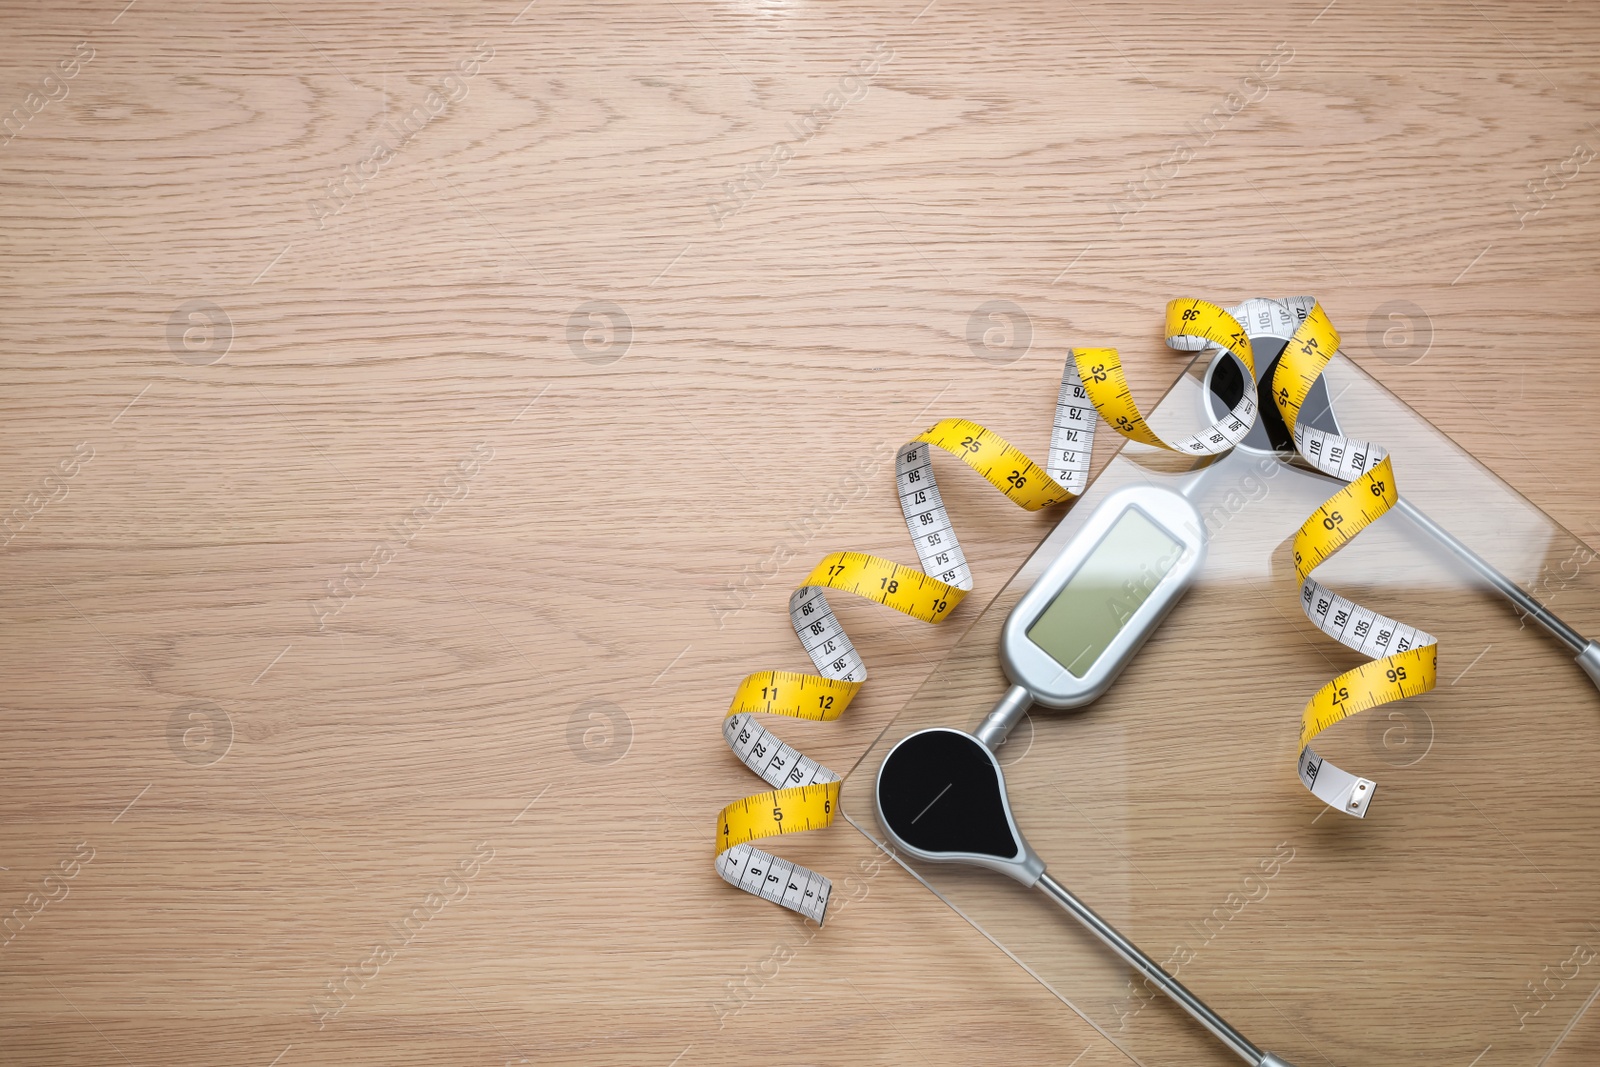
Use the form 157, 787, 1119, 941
1024, 508, 1184, 676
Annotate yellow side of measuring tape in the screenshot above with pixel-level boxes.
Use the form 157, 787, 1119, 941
715, 300, 1264, 923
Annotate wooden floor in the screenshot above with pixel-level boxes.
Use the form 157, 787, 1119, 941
3, 1, 1599, 1064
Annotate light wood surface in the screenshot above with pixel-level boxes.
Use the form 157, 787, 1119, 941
3, 2, 1599, 1064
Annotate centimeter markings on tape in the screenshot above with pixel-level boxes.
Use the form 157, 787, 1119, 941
1189, 295, 1440, 814
716, 298, 1273, 924
1267, 301, 1439, 817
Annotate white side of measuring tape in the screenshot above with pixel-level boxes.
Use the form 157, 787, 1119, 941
719, 711, 840, 922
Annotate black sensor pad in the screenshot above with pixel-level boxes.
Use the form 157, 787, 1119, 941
877, 729, 1019, 860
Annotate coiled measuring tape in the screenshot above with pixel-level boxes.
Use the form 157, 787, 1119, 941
715, 299, 1270, 923
1270, 305, 1439, 816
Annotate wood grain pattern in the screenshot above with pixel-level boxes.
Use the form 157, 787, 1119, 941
2, 1, 1598, 1064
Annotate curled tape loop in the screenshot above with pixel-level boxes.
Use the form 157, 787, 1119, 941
1267, 302, 1439, 817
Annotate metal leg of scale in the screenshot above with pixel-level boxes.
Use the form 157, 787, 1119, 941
980, 693, 1295, 1066
1392, 497, 1600, 689
876, 722, 1303, 1067
1033, 873, 1286, 1066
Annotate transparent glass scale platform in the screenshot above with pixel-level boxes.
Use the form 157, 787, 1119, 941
840, 349, 1600, 1066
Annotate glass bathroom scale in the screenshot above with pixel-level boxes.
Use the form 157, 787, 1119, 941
840, 337, 1600, 1066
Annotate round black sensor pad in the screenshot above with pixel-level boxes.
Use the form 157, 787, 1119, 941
875, 728, 1044, 886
